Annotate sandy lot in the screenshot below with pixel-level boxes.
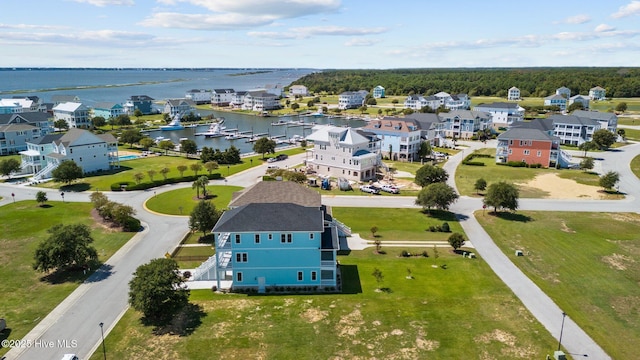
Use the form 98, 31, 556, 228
515, 172, 605, 199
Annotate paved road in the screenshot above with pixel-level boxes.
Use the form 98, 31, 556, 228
3, 141, 639, 359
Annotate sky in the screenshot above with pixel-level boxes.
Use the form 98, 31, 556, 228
1, 0, 639, 69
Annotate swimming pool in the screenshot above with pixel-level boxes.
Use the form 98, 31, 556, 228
118, 154, 140, 161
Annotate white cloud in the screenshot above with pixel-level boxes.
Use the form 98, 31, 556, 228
139, 12, 276, 30
71, 0, 134, 6
0, 30, 155, 47
563, 14, 591, 24
344, 38, 379, 47
612, 1, 640, 18
595, 24, 616, 32
153, 0, 340, 18
0, 23, 66, 30
247, 26, 387, 39
247, 31, 300, 40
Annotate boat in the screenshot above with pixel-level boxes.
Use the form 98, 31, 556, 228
271, 119, 288, 126
154, 136, 166, 143
160, 113, 185, 131
195, 122, 226, 138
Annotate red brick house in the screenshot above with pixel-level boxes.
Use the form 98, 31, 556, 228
496, 128, 564, 168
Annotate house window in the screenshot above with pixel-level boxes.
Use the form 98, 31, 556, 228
236, 253, 248, 263
537, 150, 542, 157
309, 233, 314, 240
235, 234, 240, 244
236, 272, 243, 282
523, 150, 530, 155
508, 149, 512, 155
297, 271, 303, 281
281, 233, 292, 243
255, 234, 260, 244
268, 234, 273, 240
311, 271, 317, 281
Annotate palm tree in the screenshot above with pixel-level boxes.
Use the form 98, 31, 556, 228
192, 176, 209, 199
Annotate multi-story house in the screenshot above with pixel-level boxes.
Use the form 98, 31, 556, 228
433, 92, 471, 110
589, 86, 606, 100
230, 91, 248, 108
24, 128, 118, 180
362, 118, 422, 161
0, 117, 41, 155
555, 86, 571, 98
372, 85, 385, 98
51, 95, 80, 106
305, 125, 381, 181
568, 95, 590, 111
508, 86, 520, 100
265, 84, 284, 97
548, 114, 600, 145
211, 89, 235, 106
289, 85, 308, 97
473, 102, 524, 129
185, 89, 212, 105
544, 94, 567, 111
338, 91, 367, 110
0, 99, 24, 114
572, 110, 617, 133
123, 95, 155, 115
242, 91, 281, 111
92, 102, 125, 119
204, 181, 342, 292
0, 97, 44, 114
439, 110, 492, 140
19, 133, 62, 174
53, 102, 90, 128
163, 99, 196, 117
405, 113, 447, 146
496, 128, 565, 168
404, 95, 440, 111
0, 112, 52, 138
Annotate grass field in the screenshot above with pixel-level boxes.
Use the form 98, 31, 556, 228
0, 201, 134, 357
621, 127, 640, 141
146, 185, 243, 215
631, 155, 640, 180
476, 211, 640, 360
90, 249, 559, 360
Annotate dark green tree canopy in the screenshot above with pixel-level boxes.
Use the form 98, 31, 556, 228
592, 129, 617, 150
189, 200, 222, 236
415, 164, 448, 187
120, 129, 143, 147
128, 258, 190, 324
54, 119, 69, 131
474, 178, 487, 194
253, 137, 276, 159
599, 171, 620, 190
448, 233, 466, 250
0, 158, 22, 178
33, 223, 98, 273
415, 182, 459, 211
52, 160, 84, 184
36, 191, 48, 206
483, 181, 519, 212
91, 116, 106, 128
180, 139, 198, 158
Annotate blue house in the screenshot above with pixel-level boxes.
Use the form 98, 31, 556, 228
372, 85, 385, 98
92, 102, 125, 119
123, 95, 154, 115
202, 181, 344, 292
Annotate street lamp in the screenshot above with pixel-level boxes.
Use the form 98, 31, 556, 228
227, 165, 230, 175
99, 322, 106, 360
250, 158, 253, 166
61, 192, 65, 203
557, 312, 566, 352
11, 192, 15, 203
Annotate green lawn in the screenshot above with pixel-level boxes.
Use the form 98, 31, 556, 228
332, 207, 463, 241
146, 185, 243, 215
621, 127, 640, 141
0, 201, 134, 357
476, 211, 640, 360
631, 155, 640, 180
90, 249, 559, 360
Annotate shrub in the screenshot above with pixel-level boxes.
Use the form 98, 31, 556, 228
506, 161, 527, 167
529, 163, 542, 168
428, 225, 437, 232
441, 222, 450, 232
182, 271, 192, 279
421, 250, 429, 257
122, 216, 141, 232
211, 285, 217, 292
401, 250, 410, 257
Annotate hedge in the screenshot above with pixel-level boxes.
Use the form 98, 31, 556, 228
111, 173, 222, 191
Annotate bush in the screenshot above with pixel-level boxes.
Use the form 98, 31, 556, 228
421, 250, 429, 257
182, 271, 192, 279
112, 173, 222, 191
506, 161, 527, 167
441, 222, 450, 232
401, 250, 410, 257
529, 163, 542, 168
122, 216, 141, 232
428, 225, 437, 232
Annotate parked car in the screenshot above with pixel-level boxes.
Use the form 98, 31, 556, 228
276, 154, 288, 161
359, 185, 380, 194
267, 157, 278, 163
380, 184, 400, 194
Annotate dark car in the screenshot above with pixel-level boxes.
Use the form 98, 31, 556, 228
276, 154, 288, 161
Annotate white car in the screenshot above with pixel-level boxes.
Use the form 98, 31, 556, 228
359, 185, 380, 194
380, 184, 400, 194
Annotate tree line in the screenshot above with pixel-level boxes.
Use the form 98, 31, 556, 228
292, 68, 640, 98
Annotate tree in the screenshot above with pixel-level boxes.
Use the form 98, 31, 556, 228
483, 181, 519, 212
90, 191, 109, 210
158, 140, 175, 155
162, 113, 171, 124
358, 105, 368, 114
159, 167, 170, 180
253, 137, 276, 159
567, 102, 584, 112
115, 114, 132, 126
599, 171, 620, 190
391, 99, 399, 106
579, 157, 594, 171
147, 169, 157, 181
417, 141, 432, 162
415, 182, 459, 211
448, 233, 466, 251
190, 163, 203, 176
133, 108, 143, 120
51, 160, 83, 184
291, 103, 300, 111
36, 191, 48, 206
200, 147, 216, 163
133, 172, 145, 184
111, 203, 136, 227
139, 137, 155, 150
189, 200, 221, 236
204, 161, 219, 175
91, 116, 106, 128
177, 164, 188, 177
284, 171, 307, 183
128, 258, 189, 324
180, 139, 198, 158
120, 129, 143, 148
388, 144, 393, 161
615, 102, 628, 113
54, 119, 69, 132
578, 141, 598, 157
414, 164, 448, 187
33, 224, 98, 273
474, 178, 487, 195
192, 175, 209, 198
617, 129, 626, 142
592, 129, 617, 150
371, 267, 384, 290
370, 226, 378, 238
0, 158, 21, 178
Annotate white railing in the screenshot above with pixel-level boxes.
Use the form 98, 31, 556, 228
332, 219, 351, 236
217, 251, 232, 269
217, 233, 230, 249
192, 255, 217, 281
33, 162, 57, 180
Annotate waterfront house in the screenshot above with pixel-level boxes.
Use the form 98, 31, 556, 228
338, 91, 367, 110
439, 110, 492, 140
25, 128, 119, 180
53, 102, 90, 129
51, 95, 80, 106
305, 125, 381, 182
496, 128, 564, 168
404, 113, 447, 146
185, 89, 212, 105
242, 91, 281, 111
589, 86, 606, 100
230, 91, 247, 108
544, 94, 567, 111
265, 84, 284, 97
555, 86, 571, 98
0, 97, 43, 114
289, 85, 309, 97
163, 99, 196, 117
568, 95, 590, 111
473, 102, 524, 129
0, 114, 46, 155
508, 87, 520, 101
0, 99, 24, 114
372, 85, 385, 98
92, 102, 125, 119
211, 89, 235, 106
123, 95, 155, 115
404, 95, 440, 111
362, 118, 422, 161
206, 181, 342, 292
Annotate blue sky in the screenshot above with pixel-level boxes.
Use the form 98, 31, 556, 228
1, 0, 639, 68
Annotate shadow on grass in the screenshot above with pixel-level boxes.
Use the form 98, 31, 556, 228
149, 303, 206, 337
197, 234, 215, 244
39, 204, 53, 208
40, 262, 111, 284
340, 265, 362, 294
420, 209, 459, 221
60, 183, 91, 192
492, 212, 533, 223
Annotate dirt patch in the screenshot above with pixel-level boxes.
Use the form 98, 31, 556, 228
475, 329, 516, 346
336, 309, 365, 337
90, 208, 123, 232
300, 307, 328, 323
416, 338, 440, 351
602, 253, 635, 270
611, 296, 640, 320
390, 329, 404, 336
515, 173, 605, 199
560, 221, 575, 233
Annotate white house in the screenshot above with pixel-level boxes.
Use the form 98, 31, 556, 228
305, 125, 381, 181
53, 102, 90, 128
230, 91, 248, 108
289, 85, 308, 97
439, 110, 492, 140
548, 114, 600, 146
405, 113, 447, 147
163, 99, 196, 117
338, 91, 367, 110
265, 84, 284, 97
372, 85, 385, 98
572, 110, 617, 133
242, 91, 281, 111
568, 95, 590, 111
555, 86, 571, 98
589, 86, 606, 100
185, 89, 212, 105
212, 89, 236, 107
0, 99, 24, 114
473, 102, 524, 129
544, 94, 567, 112
51, 95, 80, 106
508, 87, 520, 101
404, 95, 440, 111
362, 118, 422, 161
0, 97, 43, 114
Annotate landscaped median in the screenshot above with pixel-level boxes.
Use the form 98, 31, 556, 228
145, 185, 243, 215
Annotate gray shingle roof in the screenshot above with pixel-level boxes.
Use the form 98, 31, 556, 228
571, 110, 616, 122
497, 127, 557, 141
30, 133, 63, 145
213, 203, 323, 233
474, 102, 519, 109
230, 181, 321, 208
511, 118, 555, 132
548, 114, 599, 126
0, 112, 51, 125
